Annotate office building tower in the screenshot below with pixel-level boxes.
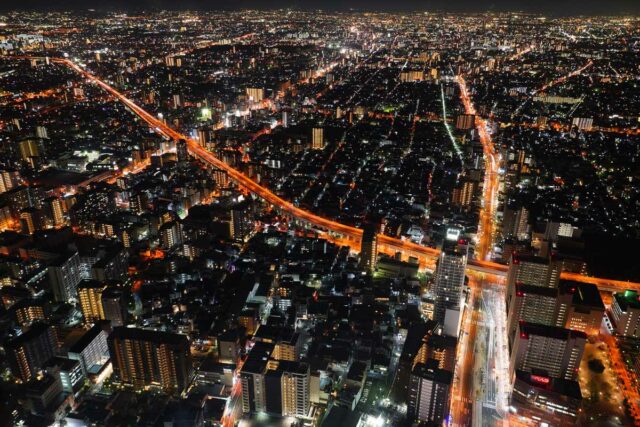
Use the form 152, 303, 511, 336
68, 324, 109, 376
510, 322, 586, 381
6, 322, 58, 382
47, 251, 82, 303
282, 110, 289, 128
312, 127, 324, 150
506, 253, 560, 313
611, 290, 640, 338
359, 223, 378, 272
108, 327, 192, 393
507, 284, 560, 347
433, 229, 468, 337
78, 280, 107, 324
101, 286, 128, 327
408, 359, 452, 425
231, 201, 253, 242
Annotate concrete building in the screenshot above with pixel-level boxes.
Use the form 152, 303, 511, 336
510, 322, 586, 382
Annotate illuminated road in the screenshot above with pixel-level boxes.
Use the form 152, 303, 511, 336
535, 60, 594, 94
21, 56, 638, 293
450, 281, 480, 426
456, 75, 499, 261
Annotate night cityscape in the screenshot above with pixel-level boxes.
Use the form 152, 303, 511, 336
0, 2, 639, 427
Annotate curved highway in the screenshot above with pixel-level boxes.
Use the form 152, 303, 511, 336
46, 57, 640, 292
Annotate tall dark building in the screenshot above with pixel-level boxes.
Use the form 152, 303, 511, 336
6, 322, 58, 382
359, 223, 378, 272
108, 327, 192, 393
408, 359, 453, 425
101, 286, 128, 327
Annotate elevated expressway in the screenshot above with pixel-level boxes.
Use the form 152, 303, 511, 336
41, 57, 640, 293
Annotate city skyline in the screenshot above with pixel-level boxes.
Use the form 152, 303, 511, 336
0, 8, 638, 427
1, 0, 640, 14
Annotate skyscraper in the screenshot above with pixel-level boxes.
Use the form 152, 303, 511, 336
6, 322, 58, 382
507, 284, 560, 348
359, 223, 378, 272
312, 127, 324, 150
108, 327, 192, 393
408, 359, 452, 425
510, 322, 586, 382
506, 253, 560, 313
47, 251, 82, 303
432, 229, 468, 337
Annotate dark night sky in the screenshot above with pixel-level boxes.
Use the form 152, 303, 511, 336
1, 0, 639, 15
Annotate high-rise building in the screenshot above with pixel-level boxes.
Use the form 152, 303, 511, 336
408, 359, 452, 425
510, 322, 586, 381
77, 280, 107, 324
240, 342, 274, 414
506, 253, 559, 313
12, 298, 48, 326
231, 201, 253, 242
611, 290, 640, 338
507, 284, 560, 347
246, 87, 265, 102
101, 286, 128, 327
108, 327, 192, 393
265, 361, 310, 418
508, 281, 604, 346
68, 324, 109, 376
451, 178, 476, 210
159, 220, 184, 249
455, 114, 475, 130
312, 127, 324, 150
19, 140, 41, 162
432, 229, 468, 337
47, 251, 82, 303
0, 169, 20, 193
282, 110, 289, 128
44, 196, 65, 227
19, 207, 43, 234
359, 223, 378, 272
6, 322, 58, 382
